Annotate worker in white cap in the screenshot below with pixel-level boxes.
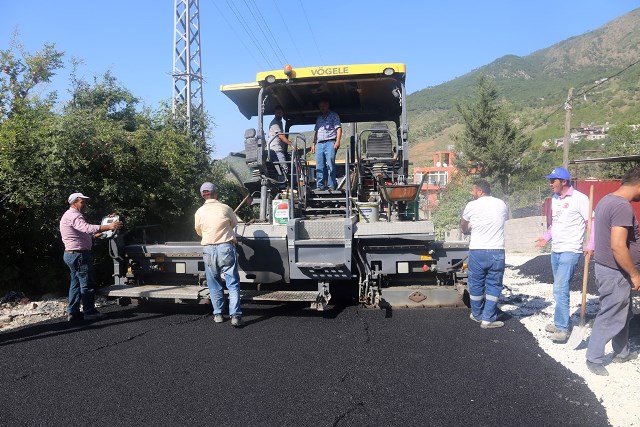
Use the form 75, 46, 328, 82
59, 192, 122, 322
195, 182, 242, 327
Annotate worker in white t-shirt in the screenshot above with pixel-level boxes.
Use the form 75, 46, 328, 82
460, 179, 508, 329
535, 167, 592, 343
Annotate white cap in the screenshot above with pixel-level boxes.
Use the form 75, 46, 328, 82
68, 192, 90, 204
200, 182, 217, 194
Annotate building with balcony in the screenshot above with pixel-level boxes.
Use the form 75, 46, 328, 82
413, 150, 458, 218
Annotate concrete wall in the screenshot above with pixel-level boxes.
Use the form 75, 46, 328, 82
504, 215, 547, 253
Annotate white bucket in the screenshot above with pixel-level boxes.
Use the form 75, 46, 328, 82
357, 202, 379, 223
272, 199, 289, 225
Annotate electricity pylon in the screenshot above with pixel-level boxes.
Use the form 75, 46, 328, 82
172, 0, 203, 135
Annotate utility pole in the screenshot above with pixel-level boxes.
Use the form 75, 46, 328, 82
562, 87, 573, 170
172, 0, 204, 137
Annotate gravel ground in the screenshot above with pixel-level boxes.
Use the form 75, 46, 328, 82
0, 294, 114, 331
2, 253, 639, 426
504, 253, 640, 427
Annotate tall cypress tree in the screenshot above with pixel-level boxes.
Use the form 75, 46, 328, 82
454, 75, 532, 214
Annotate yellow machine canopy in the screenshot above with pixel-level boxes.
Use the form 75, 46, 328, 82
221, 63, 406, 126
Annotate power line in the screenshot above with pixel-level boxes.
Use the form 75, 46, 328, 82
271, 0, 306, 66
224, 0, 276, 69
573, 57, 640, 99
297, 0, 323, 64
208, 0, 261, 67
531, 58, 640, 132
245, 0, 289, 67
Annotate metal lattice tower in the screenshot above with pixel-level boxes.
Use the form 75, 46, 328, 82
172, 0, 203, 132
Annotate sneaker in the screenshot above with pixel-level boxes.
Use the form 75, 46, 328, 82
612, 351, 638, 364
83, 310, 105, 320
550, 330, 569, 343
480, 320, 504, 329
67, 313, 83, 322
469, 313, 481, 323
213, 314, 223, 323
230, 315, 242, 327
545, 323, 557, 333
586, 360, 609, 376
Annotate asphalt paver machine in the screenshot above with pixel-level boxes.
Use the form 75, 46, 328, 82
103, 63, 469, 309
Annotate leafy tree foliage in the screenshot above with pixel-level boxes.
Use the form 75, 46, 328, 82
0, 42, 247, 295
0, 42, 68, 294
430, 174, 472, 239
454, 75, 533, 207
600, 124, 640, 178
0, 39, 63, 119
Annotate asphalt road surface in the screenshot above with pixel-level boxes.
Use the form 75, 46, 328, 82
1, 301, 609, 427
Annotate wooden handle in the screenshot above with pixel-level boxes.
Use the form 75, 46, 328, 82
584, 185, 594, 247
579, 185, 595, 324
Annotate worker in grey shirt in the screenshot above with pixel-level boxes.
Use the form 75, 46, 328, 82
585, 166, 640, 376
268, 105, 292, 180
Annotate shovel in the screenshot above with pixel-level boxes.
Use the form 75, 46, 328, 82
566, 185, 594, 349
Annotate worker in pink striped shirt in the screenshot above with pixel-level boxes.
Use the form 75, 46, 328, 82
59, 192, 122, 322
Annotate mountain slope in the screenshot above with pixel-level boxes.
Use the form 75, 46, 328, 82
407, 8, 640, 166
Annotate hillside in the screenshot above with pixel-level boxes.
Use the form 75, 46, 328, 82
407, 7, 640, 167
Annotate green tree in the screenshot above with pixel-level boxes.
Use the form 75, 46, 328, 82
0, 39, 63, 119
430, 174, 472, 239
454, 75, 533, 211
0, 42, 67, 294
0, 41, 255, 296
601, 124, 640, 178
55, 72, 215, 241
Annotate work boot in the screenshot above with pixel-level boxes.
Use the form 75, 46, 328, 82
612, 351, 638, 364
480, 320, 504, 329
550, 330, 569, 343
469, 313, 481, 323
231, 315, 242, 328
545, 323, 557, 333
67, 313, 83, 322
83, 310, 105, 321
586, 360, 609, 376
213, 314, 223, 323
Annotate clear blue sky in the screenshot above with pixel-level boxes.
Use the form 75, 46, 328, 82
2, 1, 638, 158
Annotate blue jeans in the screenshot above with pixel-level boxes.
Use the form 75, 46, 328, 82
550, 251, 581, 333
63, 251, 96, 315
203, 243, 241, 316
315, 140, 336, 189
468, 249, 505, 322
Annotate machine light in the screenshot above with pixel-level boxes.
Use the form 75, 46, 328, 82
383, 67, 394, 76
175, 262, 186, 274
266, 75, 276, 83
397, 262, 409, 274
284, 64, 293, 76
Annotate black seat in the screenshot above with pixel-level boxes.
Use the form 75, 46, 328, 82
365, 123, 394, 159
244, 128, 259, 166
243, 128, 284, 191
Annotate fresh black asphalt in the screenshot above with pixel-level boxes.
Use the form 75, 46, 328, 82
515, 254, 597, 294
1, 301, 610, 426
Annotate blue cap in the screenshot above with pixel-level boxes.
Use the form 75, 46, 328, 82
545, 167, 570, 181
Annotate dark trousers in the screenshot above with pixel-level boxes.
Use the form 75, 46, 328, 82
586, 263, 633, 364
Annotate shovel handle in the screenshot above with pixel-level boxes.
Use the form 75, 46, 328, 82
579, 185, 595, 324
